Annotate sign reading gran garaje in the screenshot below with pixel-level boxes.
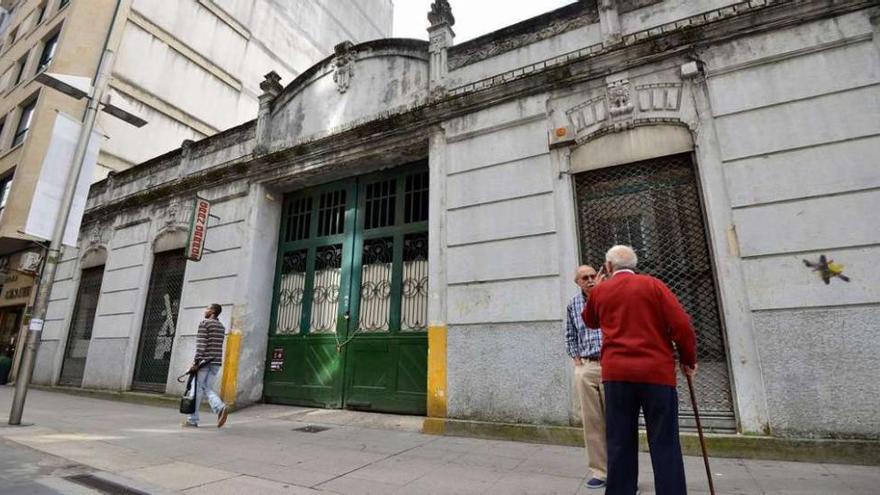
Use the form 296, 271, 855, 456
186, 197, 211, 262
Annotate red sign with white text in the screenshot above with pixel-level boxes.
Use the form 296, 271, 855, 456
186, 197, 211, 261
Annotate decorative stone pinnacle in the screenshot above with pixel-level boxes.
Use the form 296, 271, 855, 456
260, 71, 282, 97
428, 0, 455, 28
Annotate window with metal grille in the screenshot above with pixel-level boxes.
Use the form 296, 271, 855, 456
132, 249, 187, 392
573, 153, 733, 416
404, 171, 429, 223
275, 249, 307, 334
284, 196, 312, 242
358, 237, 393, 331
364, 179, 396, 230
59, 265, 104, 386
317, 190, 346, 237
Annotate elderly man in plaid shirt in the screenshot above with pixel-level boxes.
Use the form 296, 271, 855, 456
565, 264, 606, 489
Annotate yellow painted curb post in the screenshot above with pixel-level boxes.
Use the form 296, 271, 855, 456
424, 324, 447, 435
220, 329, 242, 405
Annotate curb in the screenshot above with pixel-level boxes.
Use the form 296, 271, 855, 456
423, 417, 880, 466
24, 386, 879, 466
27, 385, 245, 413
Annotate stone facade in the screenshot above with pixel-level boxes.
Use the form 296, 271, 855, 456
36, 0, 880, 441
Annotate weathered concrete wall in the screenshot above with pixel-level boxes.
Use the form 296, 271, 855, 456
703, 10, 880, 438
441, 96, 571, 424
268, 41, 429, 150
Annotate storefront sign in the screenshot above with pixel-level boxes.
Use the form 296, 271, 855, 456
270, 347, 284, 372
4, 286, 30, 300
186, 197, 211, 261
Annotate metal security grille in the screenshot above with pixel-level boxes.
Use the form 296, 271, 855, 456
132, 250, 187, 392
59, 266, 104, 387
574, 153, 734, 425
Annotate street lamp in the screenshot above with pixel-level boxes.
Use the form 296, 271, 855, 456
35, 72, 147, 127
9, 16, 147, 424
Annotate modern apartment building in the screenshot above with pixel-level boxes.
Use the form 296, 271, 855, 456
0, 0, 392, 381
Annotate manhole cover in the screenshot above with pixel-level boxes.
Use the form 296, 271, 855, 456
293, 425, 330, 433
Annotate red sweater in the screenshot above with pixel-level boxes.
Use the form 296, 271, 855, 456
583, 271, 696, 386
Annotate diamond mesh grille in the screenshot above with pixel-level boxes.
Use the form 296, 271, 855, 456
574, 153, 733, 414
132, 249, 187, 392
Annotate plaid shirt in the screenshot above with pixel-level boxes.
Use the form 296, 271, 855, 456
565, 292, 602, 359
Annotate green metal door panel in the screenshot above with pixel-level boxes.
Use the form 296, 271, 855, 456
265, 164, 429, 415
264, 180, 357, 409
396, 339, 428, 395
347, 339, 392, 391
342, 334, 427, 415
262, 337, 342, 408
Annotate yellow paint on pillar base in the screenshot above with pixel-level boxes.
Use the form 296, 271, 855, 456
426, 324, 447, 420
220, 329, 242, 406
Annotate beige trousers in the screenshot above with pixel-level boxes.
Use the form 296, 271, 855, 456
575, 359, 607, 480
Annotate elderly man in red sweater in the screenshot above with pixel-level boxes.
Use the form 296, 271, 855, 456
583, 245, 697, 495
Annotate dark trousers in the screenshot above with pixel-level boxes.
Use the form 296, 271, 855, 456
604, 382, 687, 495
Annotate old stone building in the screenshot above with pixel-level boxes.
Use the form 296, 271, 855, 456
34, 0, 880, 443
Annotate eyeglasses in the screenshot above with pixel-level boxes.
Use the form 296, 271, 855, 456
580, 274, 597, 280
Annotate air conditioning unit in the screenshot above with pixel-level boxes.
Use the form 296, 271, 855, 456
19, 252, 42, 273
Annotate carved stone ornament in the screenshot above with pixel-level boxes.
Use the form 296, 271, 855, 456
163, 200, 180, 226
87, 222, 107, 247
607, 79, 634, 117
333, 41, 356, 94
428, 0, 455, 27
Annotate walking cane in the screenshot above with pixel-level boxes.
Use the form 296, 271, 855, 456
686, 372, 716, 495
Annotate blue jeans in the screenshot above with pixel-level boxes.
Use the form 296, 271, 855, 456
185, 364, 226, 425
604, 382, 686, 495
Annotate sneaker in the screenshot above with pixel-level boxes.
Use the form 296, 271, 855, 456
585, 478, 606, 489
217, 407, 228, 428
181, 421, 198, 428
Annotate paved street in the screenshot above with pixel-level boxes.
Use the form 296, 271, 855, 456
0, 387, 877, 495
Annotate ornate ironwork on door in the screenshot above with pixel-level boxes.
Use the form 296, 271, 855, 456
59, 266, 105, 387
264, 164, 429, 414
573, 153, 734, 425
132, 249, 187, 392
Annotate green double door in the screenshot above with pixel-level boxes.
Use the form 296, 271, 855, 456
264, 164, 429, 415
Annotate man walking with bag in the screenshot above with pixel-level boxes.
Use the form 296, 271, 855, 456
182, 303, 229, 428
584, 245, 697, 495
565, 265, 607, 489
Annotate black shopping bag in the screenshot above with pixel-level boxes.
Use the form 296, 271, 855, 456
179, 373, 197, 414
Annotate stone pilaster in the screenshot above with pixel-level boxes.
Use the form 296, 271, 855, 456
254, 71, 282, 155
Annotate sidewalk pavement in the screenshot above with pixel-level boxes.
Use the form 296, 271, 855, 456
0, 387, 877, 494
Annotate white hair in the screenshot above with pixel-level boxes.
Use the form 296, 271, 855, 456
605, 245, 638, 270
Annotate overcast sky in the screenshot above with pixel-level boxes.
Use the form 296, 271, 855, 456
392, 0, 577, 42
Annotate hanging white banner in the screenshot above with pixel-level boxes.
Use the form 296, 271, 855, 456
24, 112, 103, 247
